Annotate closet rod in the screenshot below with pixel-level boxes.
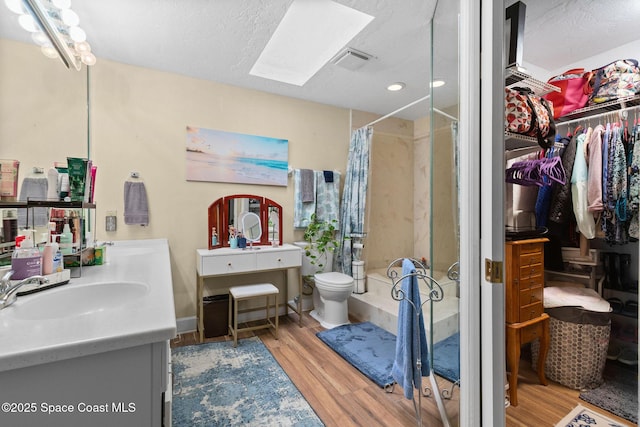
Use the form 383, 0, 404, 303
363, 95, 459, 128
556, 104, 639, 127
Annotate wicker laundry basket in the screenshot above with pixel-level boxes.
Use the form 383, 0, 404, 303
531, 311, 610, 390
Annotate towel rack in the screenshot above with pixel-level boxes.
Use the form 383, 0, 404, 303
386, 257, 450, 427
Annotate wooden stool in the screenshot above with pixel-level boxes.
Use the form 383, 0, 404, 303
228, 283, 279, 347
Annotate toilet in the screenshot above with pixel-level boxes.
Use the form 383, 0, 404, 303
311, 272, 354, 329
294, 241, 354, 329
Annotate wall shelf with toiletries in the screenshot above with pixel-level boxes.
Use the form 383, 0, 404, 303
20, 199, 96, 278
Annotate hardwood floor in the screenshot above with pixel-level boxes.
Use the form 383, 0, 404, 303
171, 313, 633, 426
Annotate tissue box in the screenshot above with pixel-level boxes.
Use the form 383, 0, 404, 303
63, 246, 104, 267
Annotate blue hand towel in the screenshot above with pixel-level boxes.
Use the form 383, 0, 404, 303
391, 258, 431, 399
124, 181, 149, 226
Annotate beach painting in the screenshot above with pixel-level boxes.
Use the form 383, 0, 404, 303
186, 126, 289, 186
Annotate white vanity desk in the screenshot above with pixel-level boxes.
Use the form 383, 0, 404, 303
196, 243, 303, 343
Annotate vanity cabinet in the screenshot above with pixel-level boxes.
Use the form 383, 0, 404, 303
0, 341, 169, 427
196, 244, 303, 343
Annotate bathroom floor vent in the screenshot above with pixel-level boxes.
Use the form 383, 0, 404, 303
330, 47, 372, 70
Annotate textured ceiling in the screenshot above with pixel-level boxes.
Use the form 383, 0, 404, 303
1, 1, 639, 121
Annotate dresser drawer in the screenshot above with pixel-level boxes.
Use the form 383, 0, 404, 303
256, 250, 301, 270
519, 286, 543, 307
518, 262, 543, 280
518, 242, 544, 255
519, 302, 543, 322
200, 252, 255, 275
520, 251, 543, 267
517, 273, 544, 290
519, 319, 545, 345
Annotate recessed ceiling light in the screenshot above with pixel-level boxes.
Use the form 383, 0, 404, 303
250, 0, 374, 86
387, 82, 406, 91
431, 80, 445, 88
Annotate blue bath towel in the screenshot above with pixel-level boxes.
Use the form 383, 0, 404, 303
391, 258, 430, 399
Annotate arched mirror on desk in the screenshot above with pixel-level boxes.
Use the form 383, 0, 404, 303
207, 194, 282, 249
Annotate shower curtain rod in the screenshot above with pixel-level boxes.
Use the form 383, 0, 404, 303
363, 94, 458, 128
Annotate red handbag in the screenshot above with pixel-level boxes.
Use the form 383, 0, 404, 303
543, 69, 591, 119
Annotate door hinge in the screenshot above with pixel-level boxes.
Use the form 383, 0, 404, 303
485, 258, 503, 283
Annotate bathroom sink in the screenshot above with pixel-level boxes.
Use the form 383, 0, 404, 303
10, 281, 149, 320
108, 247, 155, 257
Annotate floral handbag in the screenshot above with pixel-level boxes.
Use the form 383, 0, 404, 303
586, 59, 640, 104
505, 87, 555, 149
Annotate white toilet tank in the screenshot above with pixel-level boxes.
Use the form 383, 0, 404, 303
294, 241, 334, 276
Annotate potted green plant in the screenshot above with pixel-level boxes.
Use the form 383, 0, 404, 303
303, 213, 339, 275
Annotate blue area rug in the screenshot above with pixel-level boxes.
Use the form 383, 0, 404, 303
316, 321, 396, 387
171, 336, 323, 426
579, 361, 638, 424
316, 322, 460, 388
432, 332, 460, 384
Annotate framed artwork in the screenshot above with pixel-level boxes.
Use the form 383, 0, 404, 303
186, 126, 288, 186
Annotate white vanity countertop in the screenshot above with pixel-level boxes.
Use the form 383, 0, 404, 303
196, 242, 301, 256
0, 239, 177, 372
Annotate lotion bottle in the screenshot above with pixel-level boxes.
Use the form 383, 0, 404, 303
60, 223, 73, 255
42, 222, 56, 275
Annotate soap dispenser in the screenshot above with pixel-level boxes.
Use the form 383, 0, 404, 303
60, 222, 73, 255
11, 235, 42, 280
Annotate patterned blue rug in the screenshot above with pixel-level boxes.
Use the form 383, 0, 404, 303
171, 336, 323, 426
316, 322, 460, 388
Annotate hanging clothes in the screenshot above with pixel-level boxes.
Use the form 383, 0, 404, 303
536, 137, 568, 227
627, 124, 640, 239
548, 127, 581, 224
571, 128, 596, 239
603, 124, 629, 244
586, 124, 605, 213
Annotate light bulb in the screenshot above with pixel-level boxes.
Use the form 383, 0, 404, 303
69, 26, 86, 42
4, 0, 24, 14
80, 52, 96, 66
31, 31, 50, 46
41, 45, 59, 59
51, 0, 71, 10
18, 14, 40, 32
74, 41, 91, 54
387, 82, 406, 91
60, 9, 79, 26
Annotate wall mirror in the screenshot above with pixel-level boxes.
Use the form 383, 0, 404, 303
207, 194, 282, 249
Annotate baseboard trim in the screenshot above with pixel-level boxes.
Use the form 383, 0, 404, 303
176, 316, 197, 334
176, 306, 295, 335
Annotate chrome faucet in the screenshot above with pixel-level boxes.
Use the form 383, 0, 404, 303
0, 270, 49, 310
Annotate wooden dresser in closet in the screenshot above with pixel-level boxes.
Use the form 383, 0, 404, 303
504, 237, 550, 406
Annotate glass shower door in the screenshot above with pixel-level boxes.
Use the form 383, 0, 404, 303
428, 0, 461, 425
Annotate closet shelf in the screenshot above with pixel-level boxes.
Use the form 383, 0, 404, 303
505, 66, 560, 96
556, 95, 640, 123
504, 132, 541, 150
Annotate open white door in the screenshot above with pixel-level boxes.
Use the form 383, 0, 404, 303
458, 0, 506, 425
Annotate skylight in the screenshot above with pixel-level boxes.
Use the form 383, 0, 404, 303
250, 0, 374, 86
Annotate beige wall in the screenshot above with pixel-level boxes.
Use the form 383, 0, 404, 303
0, 39, 351, 319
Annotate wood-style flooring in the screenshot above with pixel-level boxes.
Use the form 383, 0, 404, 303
170, 313, 633, 426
